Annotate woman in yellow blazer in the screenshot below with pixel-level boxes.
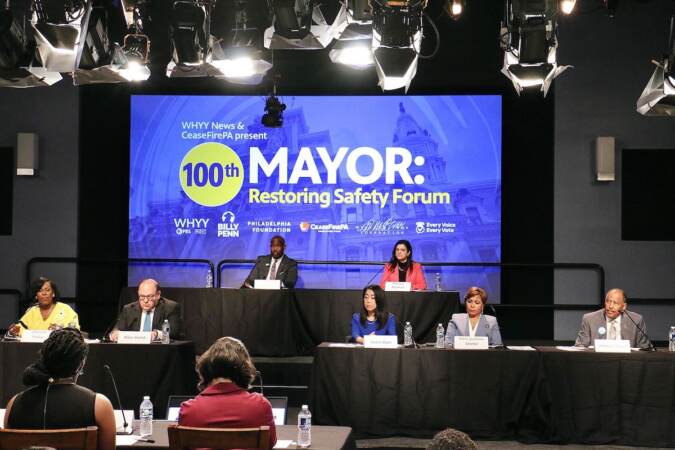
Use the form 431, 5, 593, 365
9, 277, 79, 335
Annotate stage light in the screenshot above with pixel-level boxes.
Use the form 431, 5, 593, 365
73, 2, 151, 85
209, 0, 272, 84
261, 94, 286, 128
371, 0, 426, 91
500, 0, 570, 96
637, 16, 675, 116
31, 0, 85, 73
559, 0, 576, 15
446, 0, 465, 20
0, 0, 64, 86
265, 0, 343, 50
166, 0, 208, 77
329, 1, 374, 70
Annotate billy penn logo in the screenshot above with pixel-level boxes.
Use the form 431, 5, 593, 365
179, 142, 244, 207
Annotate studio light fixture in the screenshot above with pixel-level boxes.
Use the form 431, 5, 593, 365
73, 0, 151, 84
166, 0, 209, 78
30, 0, 86, 73
370, 0, 426, 91
500, 0, 570, 96
265, 0, 343, 50
637, 16, 675, 116
0, 0, 62, 87
210, 0, 272, 84
446, 0, 465, 20
559, 0, 576, 15
329, 0, 374, 69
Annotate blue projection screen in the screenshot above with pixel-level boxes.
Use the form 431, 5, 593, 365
129, 95, 501, 292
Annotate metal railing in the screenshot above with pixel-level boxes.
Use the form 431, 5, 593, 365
216, 259, 605, 306
26, 257, 216, 295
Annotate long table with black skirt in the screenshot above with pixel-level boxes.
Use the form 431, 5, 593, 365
0, 340, 197, 419
309, 344, 675, 446
536, 346, 675, 447
118, 288, 460, 356
116, 420, 357, 450
309, 343, 546, 441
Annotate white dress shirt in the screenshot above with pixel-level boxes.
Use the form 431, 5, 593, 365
606, 314, 622, 340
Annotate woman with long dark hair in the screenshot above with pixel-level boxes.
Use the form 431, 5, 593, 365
3, 328, 116, 450
379, 240, 427, 290
351, 285, 397, 344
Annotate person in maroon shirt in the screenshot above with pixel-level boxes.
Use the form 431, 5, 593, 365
178, 337, 277, 449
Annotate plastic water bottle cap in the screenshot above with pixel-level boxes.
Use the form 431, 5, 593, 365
143, 396, 150, 400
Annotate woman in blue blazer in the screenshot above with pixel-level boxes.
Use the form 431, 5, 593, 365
351, 285, 397, 344
445, 286, 502, 346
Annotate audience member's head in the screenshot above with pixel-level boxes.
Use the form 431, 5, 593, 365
23, 328, 88, 386
427, 428, 478, 450
196, 337, 256, 391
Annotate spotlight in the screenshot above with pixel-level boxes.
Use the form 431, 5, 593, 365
261, 94, 286, 127
166, 0, 209, 77
329, 0, 374, 69
265, 0, 342, 49
446, 0, 465, 20
559, 0, 576, 15
0, 2, 63, 87
500, 0, 570, 96
371, 0, 426, 91
637, 16, 675, 116
73, 2, 151, 85
210, 0, 272, 84
31, 0, 86, 73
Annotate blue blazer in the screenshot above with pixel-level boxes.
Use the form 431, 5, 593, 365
351, 313, 397, 341
445, 313, 502, 346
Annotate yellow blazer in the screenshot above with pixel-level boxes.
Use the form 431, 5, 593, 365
19, 302, 80, 333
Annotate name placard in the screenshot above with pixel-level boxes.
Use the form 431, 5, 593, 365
254, 279, 281, 290
384, 281, 412, 292
117, 331, 152, 344
454, 336, 489, 350
21, 330, 51, 343
594, 339, 630, 353
364, 335, 398, 348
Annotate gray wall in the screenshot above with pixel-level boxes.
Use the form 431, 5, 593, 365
0, 82, 79, 321
554, 0, 675, 340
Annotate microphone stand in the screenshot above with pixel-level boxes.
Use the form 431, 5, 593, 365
622, 310, 656, 352
104, 365, 130, 433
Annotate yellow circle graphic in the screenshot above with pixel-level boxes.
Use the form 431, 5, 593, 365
179, 142, 244, 207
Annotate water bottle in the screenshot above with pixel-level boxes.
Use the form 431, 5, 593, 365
669, 326, 675, 351
436, 323, 445, 348
404, 322, 413, 347
297, 404, 311, 448
205, 270, 213, 288
161, 320, 170, 344
139, 396, 153, 437
434, 273, 442, 292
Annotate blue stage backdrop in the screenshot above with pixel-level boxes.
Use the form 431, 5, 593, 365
129, 95, 502, 294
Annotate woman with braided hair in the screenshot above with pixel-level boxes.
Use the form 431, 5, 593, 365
3, 328, 116, 450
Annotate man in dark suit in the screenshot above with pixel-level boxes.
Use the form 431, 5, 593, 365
242, 235, 298, 289
575, 288, 650, 349
110, 278, 182, 341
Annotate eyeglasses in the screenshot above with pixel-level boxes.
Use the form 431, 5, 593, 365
138, 294, 157, 301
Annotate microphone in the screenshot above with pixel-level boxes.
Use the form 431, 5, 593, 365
621, 310, 656, 352
364, 263, 386, 287
103, 364, 129, 432
19, 320, 29, 329
101, 316, 119, 342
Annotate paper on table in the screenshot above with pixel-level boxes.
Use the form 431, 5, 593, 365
506, 345, 536, 351
274, 439, 294, 448
556, 346, 586, 351
327, 343, 358, 348
116, 435, 139, 446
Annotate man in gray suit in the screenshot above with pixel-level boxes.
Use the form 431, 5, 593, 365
242, 235, 298, 289
575, 288, 650, 349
